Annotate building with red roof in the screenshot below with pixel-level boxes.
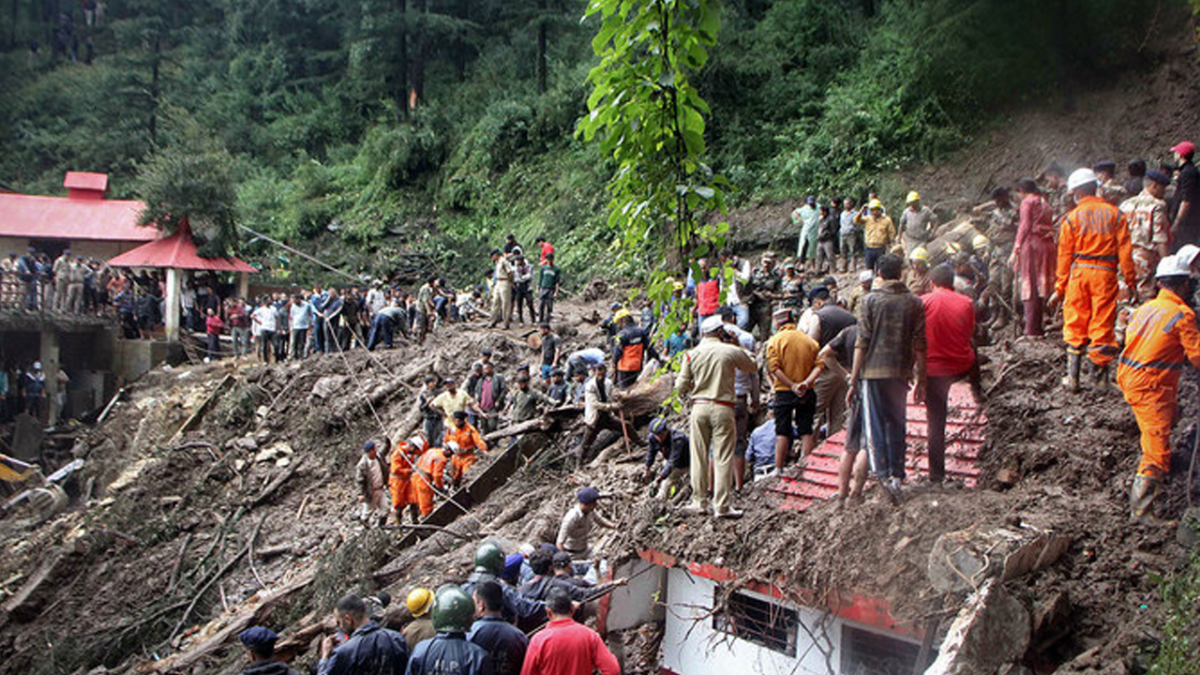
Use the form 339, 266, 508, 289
0, 172, 157, 260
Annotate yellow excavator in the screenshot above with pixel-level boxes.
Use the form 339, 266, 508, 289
1, 452, 78, 524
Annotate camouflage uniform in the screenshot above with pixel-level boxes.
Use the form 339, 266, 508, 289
781, 275, 806, 315
986, 205, 1019, 322
1120, 191, 1171, 298
749, 264, 783, 340
1100, 179, 1129, 207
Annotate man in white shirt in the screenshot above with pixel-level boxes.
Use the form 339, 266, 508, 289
251, 298, 278, 363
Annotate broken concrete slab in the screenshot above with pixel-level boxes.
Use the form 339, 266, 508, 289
1031, 591, 1072, 654
929, 527, 1071, 593
924, 579, 1030, 675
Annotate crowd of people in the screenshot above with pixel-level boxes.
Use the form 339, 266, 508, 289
235, 533, 625, 675
13, 146, 1200, 674
201, 237, 562, 363
342, 144, 1200, 535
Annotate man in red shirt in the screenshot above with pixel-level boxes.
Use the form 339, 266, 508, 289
535, 236, 554, 266
920, 265, 977, 483
521, 587, 619, 675
694, 259, 720, 325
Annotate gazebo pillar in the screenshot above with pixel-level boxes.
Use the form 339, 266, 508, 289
165, 267, 182, 342
238, 271, 249, 300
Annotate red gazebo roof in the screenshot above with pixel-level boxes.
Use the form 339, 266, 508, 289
108, 225, 256, 273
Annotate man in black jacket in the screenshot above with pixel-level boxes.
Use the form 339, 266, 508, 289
317, 594, 409, 675
467, 581, 528, 675
408, 586, 493, 675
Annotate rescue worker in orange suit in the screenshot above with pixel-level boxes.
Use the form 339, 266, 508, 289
612, 309, 659, 389
444, 410, 488, 487
412, 444, 453, 518
1117, 255, 1200, 525
1051, 168, 1136, 391
389, 434, 427, 524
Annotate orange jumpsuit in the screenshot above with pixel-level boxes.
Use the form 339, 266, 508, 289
1056, 195, 1136, 366
388, 441, 424, 510
444, 422, 488, 484
1117, 288, 1200, 477
412, 447, 449, 517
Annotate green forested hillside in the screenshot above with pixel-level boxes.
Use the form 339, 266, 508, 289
0, 0, 1175, 282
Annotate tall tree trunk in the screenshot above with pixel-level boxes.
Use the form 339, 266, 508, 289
536, 0, 547, 94
454, 0, 468, 82
411, 0, 426, 105
11, 0, 18, 49
149, 34, 160, 144
394, 0, 409, 120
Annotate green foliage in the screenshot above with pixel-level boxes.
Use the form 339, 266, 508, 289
707, 0, 1165, 199
579, 0, 728, 257
136, 108, 241, 257
579, 0, 733, 364
0, 0, 1181, 288
1149, 542, 1200, 672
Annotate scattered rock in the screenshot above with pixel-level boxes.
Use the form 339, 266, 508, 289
311, 376, 349, 400
996, 468, 1020, 487
253, 442, 294, 464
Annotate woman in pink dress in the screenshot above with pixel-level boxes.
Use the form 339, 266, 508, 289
1008, 178, 1057, 336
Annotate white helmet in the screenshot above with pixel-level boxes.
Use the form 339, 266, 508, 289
445, 441, 461, 453
1177, 244, 1199, 271
408, 436, 427, 452
1155, 255, 1190, 279
1066, 168, 1097, 192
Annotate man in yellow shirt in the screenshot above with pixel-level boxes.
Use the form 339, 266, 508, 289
429, 376, 484, 428
855, 199, 896, 272
765, 307, 825, 473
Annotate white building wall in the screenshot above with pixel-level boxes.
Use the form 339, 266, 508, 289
661, 567, 845, 675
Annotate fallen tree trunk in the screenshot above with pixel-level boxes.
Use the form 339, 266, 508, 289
246, 461, 300, 507
483, 405, 581, 443
139, 567, 317, 673
170, 375, 236, 445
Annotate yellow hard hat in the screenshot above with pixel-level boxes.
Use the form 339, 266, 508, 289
972, 234, 990, 250
909, 247, 930, 263
613, 308, 633, 322
407, 588, 434, 617
673, 281, 685, 291
906, 191, 921, 204
868, 199, 884, 210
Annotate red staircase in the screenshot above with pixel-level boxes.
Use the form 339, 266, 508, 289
767, 382, 986, 510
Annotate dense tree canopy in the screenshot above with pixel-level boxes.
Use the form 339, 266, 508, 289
0, 0, 1172, 281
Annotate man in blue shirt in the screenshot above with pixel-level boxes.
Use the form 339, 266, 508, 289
310, 286, 328, 353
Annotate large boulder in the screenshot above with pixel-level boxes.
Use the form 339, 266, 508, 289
928, 527, 1071, 594
925, 579, 1031, 675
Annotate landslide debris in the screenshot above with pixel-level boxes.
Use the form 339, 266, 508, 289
1, 297, 1195, 675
